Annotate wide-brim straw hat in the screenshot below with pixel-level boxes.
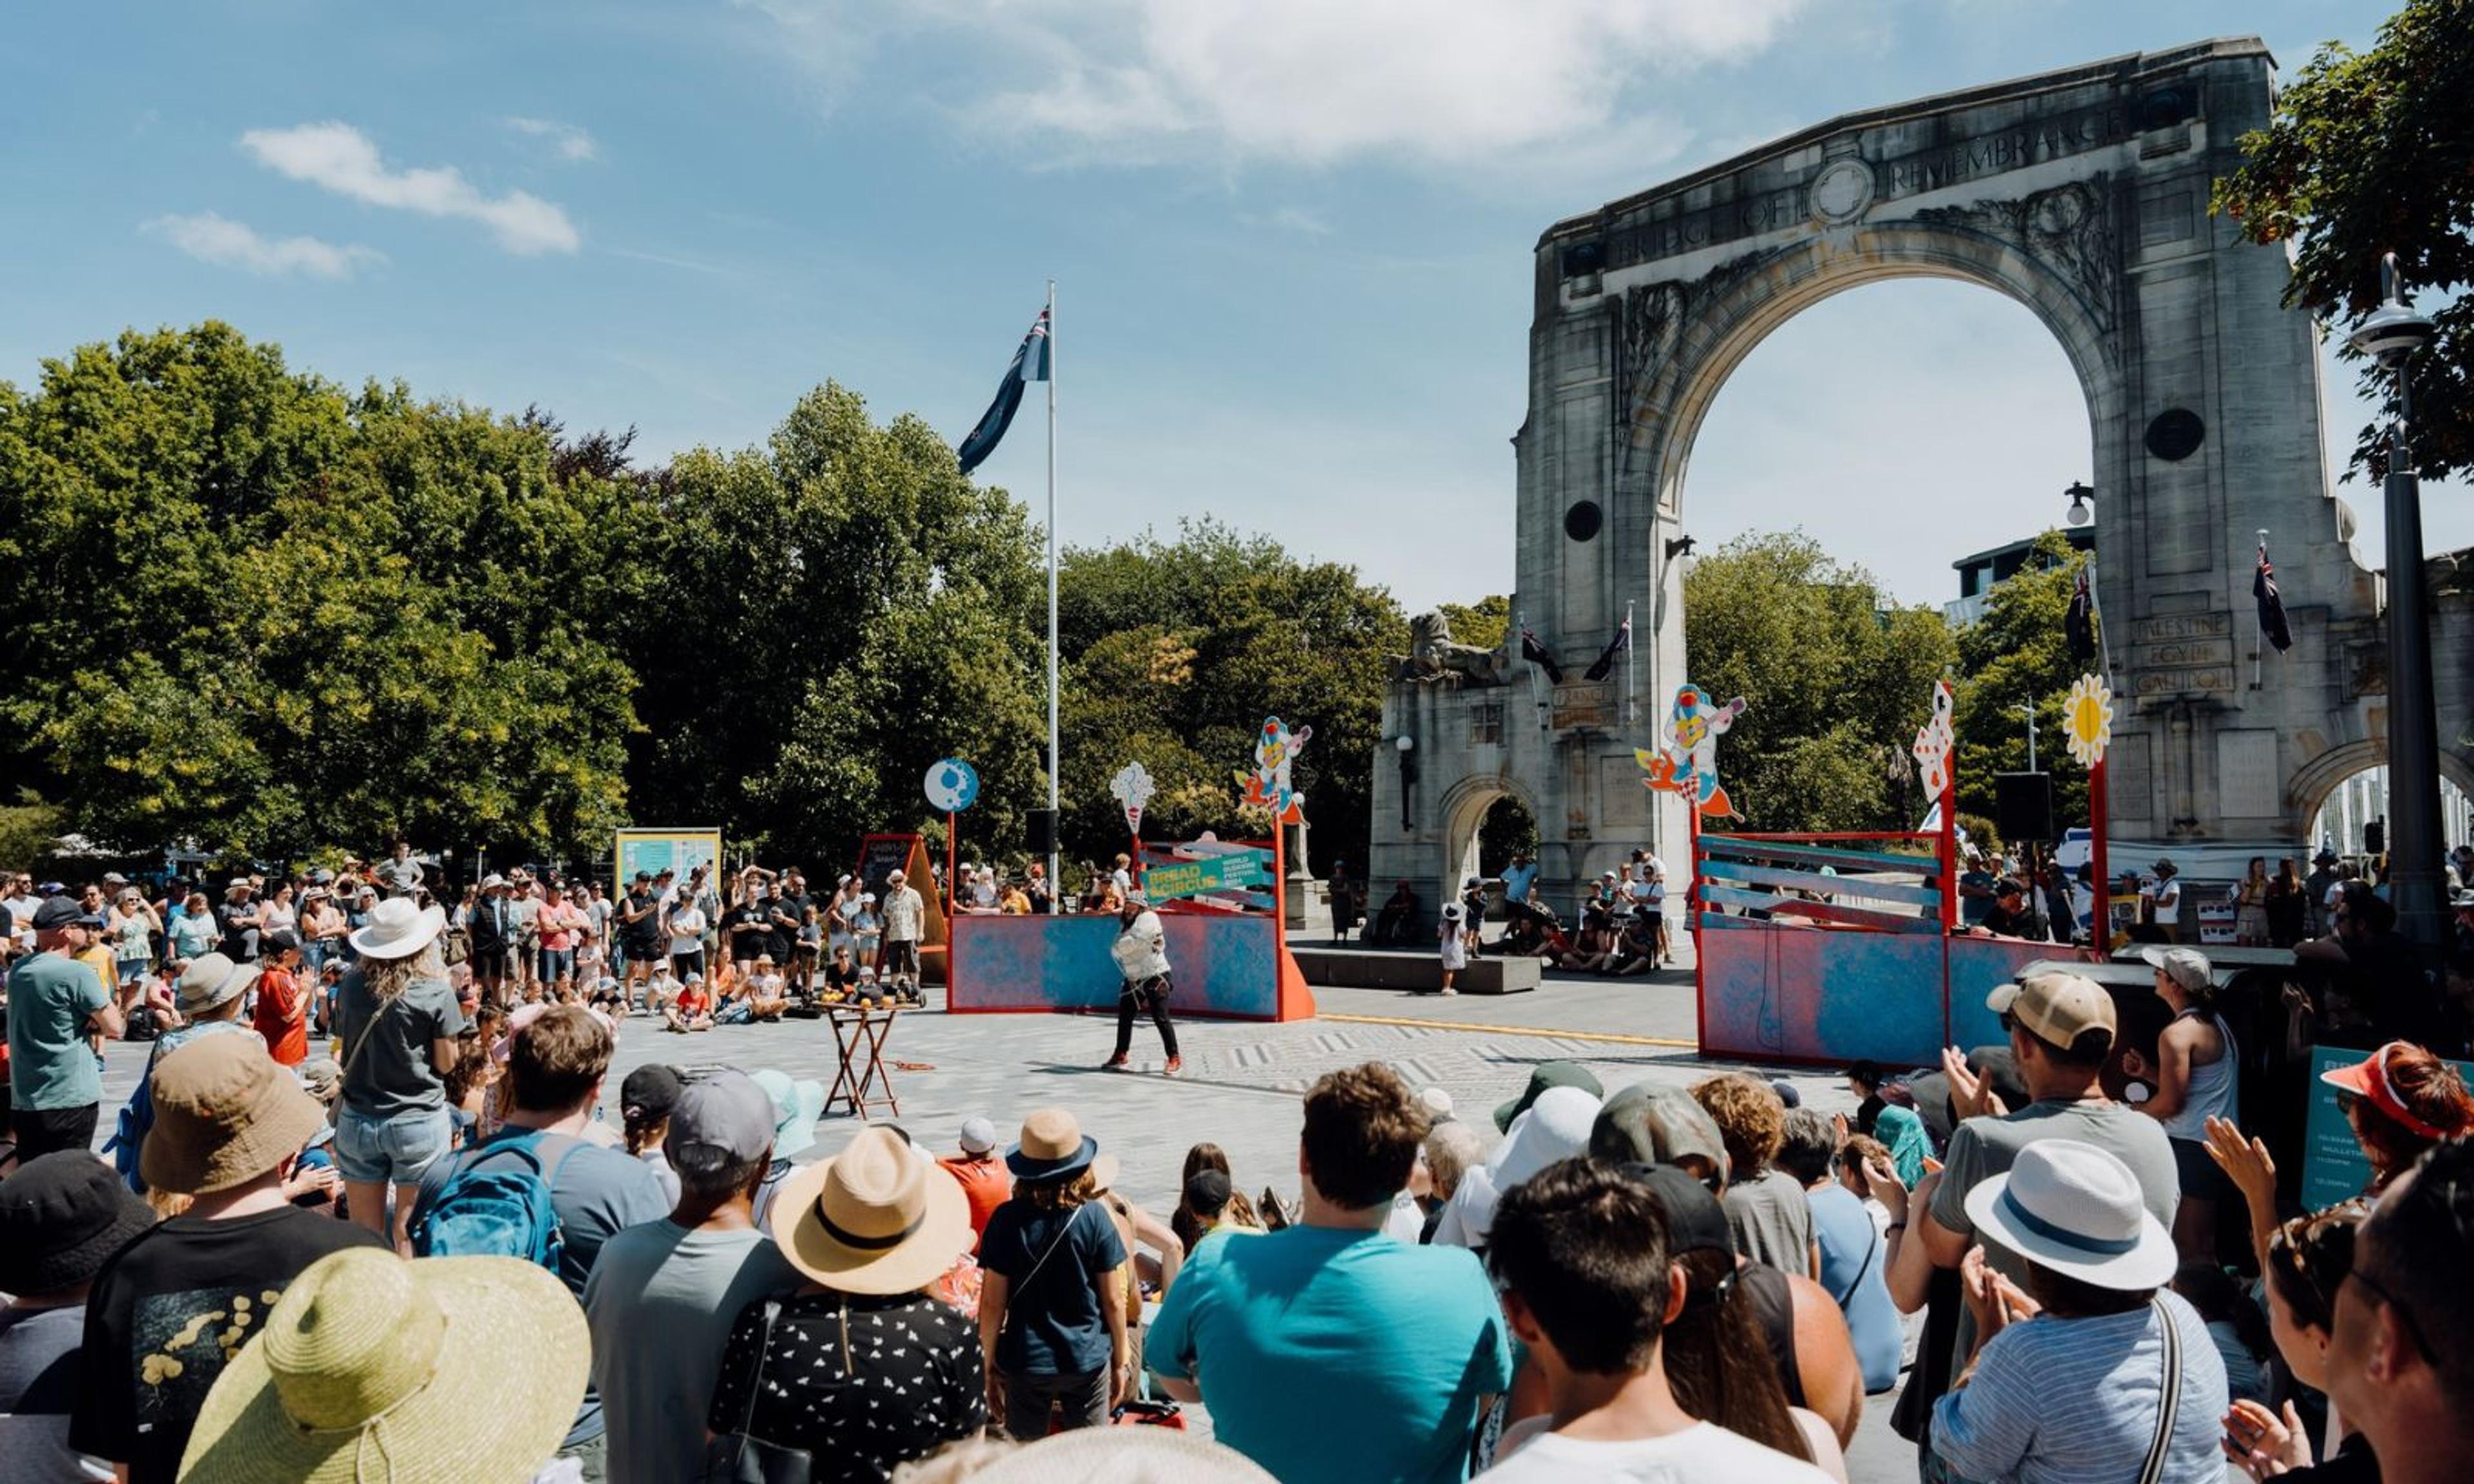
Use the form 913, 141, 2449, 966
771, 1125, 974, 1296
1963, 1137, 2176, 1291
1007, 1107, 1098, 1180
973, 1425, 1278, 1483
349, 895, 446, 960
177, 1248, 585, 1484
141, 1034, 329, 1195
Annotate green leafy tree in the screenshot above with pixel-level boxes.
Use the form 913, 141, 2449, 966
1951, 530, 2093, 833
1055, 520, 1402, 876
1681, 532, 1958, 832
2213, 0, 2474, 481
620, 383, 1048, 872
0, 325, 640, 861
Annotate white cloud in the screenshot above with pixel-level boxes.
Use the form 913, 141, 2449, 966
240, 122, 582, 254
506, 116, 599, 162
742, 1, 1800, 167
144, 212, 384, 279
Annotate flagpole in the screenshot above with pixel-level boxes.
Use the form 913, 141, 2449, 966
1045, 280, 1061, 908
1624, 599, 1637, 726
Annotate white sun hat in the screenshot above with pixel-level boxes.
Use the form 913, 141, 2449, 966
348, 895, 447, 961
1962, 1138, 2176, 1291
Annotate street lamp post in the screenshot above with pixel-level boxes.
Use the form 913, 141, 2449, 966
2349, 252, 2444, 947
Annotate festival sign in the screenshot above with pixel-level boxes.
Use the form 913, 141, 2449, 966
1240, 716, 1312, 823
613, 827, 722, 891
1636, 683, 1747, 818
1912, 679, 1957, 797
1109, 761, 1156, 837
2064, 673, 2116, 767
1143, 851, 1272, 902
925, 757, 981, 813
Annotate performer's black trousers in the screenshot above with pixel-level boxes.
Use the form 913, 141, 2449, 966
1114, 977, 1179, 1058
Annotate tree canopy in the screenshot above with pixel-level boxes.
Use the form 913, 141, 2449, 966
2214, 0, 2474, 482
1680, 532, 1958, 832
1950, 530, 2095, 832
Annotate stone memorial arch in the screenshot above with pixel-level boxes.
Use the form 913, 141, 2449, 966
1372, 37, 2474, 921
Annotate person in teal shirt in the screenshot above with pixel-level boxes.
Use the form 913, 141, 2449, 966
1147, 1062, 1511, 1483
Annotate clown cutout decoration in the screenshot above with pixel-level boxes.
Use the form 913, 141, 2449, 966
1636, 683, 1747, 819
1241, 715, 1313, 823
1912, 679, 1957, 799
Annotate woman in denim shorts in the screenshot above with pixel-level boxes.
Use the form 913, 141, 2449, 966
331, 895, 466, 1251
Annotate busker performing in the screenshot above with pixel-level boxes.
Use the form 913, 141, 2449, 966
1104, 892, 1181, 1075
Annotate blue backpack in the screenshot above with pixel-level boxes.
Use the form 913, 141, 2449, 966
409, 1130, 575, 1271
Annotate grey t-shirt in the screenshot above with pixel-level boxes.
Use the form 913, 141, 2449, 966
0, 1303, 111, 1481
1723, 1167, 1815, 1277
1928, 1097, 2178, 1368
333, 969, 465, 1118
584, 1223, 802, 1484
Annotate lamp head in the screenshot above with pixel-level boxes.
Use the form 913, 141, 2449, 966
1395, 734, 1416, 754
2064, 481, 2093, 528
2348, 254, 2434, 368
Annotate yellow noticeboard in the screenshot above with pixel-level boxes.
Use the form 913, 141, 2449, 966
613, 828, 724, 889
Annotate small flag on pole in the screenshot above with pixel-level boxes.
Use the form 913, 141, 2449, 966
1520, 629, 1565, 684
2254, 541, 2292, 654
2066, 567, 2096, 665
1584, 613, 1632, 682
955, 309, 1052, 475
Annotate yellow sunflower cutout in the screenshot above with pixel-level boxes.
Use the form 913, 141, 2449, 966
2064, 674, 2114, 768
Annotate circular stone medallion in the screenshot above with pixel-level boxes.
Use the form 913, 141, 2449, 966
1564, 500, 1604, 542
2145, 408, 2205, 462
1809, 159, 1875, 225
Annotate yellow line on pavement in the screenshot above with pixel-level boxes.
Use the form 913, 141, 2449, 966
1319, 1013, 1697, 1049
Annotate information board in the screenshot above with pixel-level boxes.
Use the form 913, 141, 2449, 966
2301, 1045, 2474, 1208
1144, 851, 1271, 902
613, 828, 722, 891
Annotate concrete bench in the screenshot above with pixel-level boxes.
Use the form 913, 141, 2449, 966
1289, 947, 1540, 995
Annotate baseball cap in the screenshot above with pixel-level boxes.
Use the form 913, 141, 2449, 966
958, 1116, 999, 1155
1495, 1061, 1604, 1132
666, 1069, 777, 1175
2320, 1042, 2460, 1140
621, 1065, 686, 1126
1986, 971, 2116, 1049
1624, 1161, 1735, 1261
1184, 1168, 1234, 1217
30, 895, 102, 931
1589, 1083, 1732, 1186
2140, 945, 2212, 998
262, 928, 302, 955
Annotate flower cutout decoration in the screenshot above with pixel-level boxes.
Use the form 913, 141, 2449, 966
2064, 674, 2114, 768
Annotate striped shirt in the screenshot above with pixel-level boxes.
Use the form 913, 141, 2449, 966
1932, 1291, 2227, 1484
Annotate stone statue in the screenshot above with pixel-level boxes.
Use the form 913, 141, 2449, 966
1392, 611, 1510, 686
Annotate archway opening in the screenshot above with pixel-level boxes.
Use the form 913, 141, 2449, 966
1441, 785, 1539, 900
1682, 278, 2093, 609
2305, 764, 2474, 868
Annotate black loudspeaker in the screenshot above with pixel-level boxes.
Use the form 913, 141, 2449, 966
1026, 809, 1058, 855
2364, 818, 2384, 855
1993, 772, 2054, 843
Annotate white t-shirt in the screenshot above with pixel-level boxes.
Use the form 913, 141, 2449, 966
1479, 1420, 1833, 1483
2153, 879, 2182, 924
667, 906, 707, 956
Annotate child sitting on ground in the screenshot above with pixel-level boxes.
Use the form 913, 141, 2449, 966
665, 972, 714, 1032
645, 961, 684, 1018
742, 955, 789, 1021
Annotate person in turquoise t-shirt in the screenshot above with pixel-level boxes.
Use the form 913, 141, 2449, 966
7, 896, 124, 1161
1147, 1062, 1511, 1484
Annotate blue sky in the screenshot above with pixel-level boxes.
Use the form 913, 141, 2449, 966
2, 1, 2447, 611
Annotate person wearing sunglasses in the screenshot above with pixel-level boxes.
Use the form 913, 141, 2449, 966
2218, 1203, 2373, 1481
2317, 1137, 2474, 1484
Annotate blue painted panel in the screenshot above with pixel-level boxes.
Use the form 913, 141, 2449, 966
1699, 915, 1944, 1065
950, 915, 1281, 1018
1946, 936, 2093, 1050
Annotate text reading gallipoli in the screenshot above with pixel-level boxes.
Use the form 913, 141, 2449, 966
1601, 103, 2140, 271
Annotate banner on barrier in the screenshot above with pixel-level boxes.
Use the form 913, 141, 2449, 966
1145, 851, 1271, 901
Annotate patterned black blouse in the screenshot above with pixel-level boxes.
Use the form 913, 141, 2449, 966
707, 1289, 988, 1483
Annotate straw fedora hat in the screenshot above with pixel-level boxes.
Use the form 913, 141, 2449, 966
1006, 1107, 1098, 1180
177, 1248, 586, 1484
140, 1034, 328, 1196
175, 952, 262, 1016
770, 1125, 973, 1296
1962, 1138, 2176, 1291
349, 895, 446, 960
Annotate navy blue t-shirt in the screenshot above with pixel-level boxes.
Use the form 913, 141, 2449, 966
979, 1198, 1125, 1376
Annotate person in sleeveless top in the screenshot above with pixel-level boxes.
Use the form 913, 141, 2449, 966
2135, 946, 2239, 1260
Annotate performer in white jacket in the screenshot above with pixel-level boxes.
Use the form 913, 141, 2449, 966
1105, 892, 1182, 1075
